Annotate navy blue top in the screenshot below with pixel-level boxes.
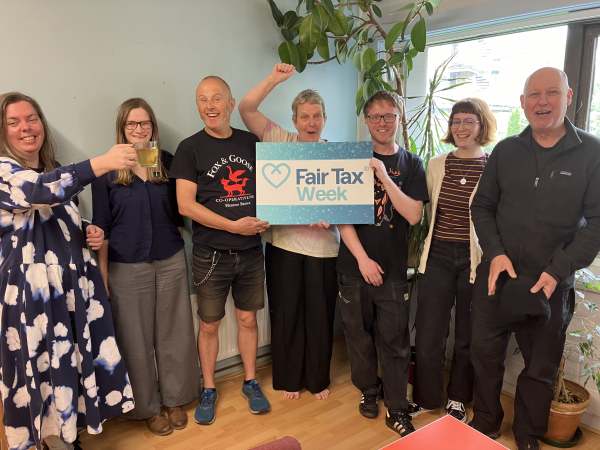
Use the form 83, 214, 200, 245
92, 150, 184, 263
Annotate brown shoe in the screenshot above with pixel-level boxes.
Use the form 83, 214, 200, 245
146, 413, 173, 436
166, 406, 188, 430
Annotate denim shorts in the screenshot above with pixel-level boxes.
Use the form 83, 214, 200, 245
192, 245, 265, 322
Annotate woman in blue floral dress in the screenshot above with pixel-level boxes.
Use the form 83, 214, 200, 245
0, 92, 136, 450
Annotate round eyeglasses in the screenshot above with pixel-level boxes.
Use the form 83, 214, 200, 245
125, 120, 153, 131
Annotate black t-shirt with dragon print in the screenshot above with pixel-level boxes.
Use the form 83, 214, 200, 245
337, 149, 428, 281
170, 128, 261, 250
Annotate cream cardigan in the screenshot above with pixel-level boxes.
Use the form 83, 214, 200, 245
417, 153, 483, 283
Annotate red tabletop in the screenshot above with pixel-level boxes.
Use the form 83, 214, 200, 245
380, 415, 509, 450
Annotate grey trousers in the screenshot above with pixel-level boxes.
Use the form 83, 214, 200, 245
109, 249, 200, 419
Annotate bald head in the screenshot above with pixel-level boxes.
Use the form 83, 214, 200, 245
196, 75, 232, 98
523, 67, 569, 95
520, 67, 573, 139
195, 75, 235, 138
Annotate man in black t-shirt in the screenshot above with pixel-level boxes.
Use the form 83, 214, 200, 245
337, 91, 428, 437
170, 76, 271, 426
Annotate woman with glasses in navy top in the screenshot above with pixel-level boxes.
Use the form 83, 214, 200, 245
92, 98, 199, 436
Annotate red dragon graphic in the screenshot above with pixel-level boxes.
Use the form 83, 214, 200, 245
220, 166, 249, 197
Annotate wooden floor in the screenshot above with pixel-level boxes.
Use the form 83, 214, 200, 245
80, 340, 600, 450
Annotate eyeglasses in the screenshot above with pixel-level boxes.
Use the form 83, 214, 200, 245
450, 119, 480, 128
125, 120, 152, 131
366, 113, 399, 124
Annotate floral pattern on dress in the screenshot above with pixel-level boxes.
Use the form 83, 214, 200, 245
0, 157, 133, 450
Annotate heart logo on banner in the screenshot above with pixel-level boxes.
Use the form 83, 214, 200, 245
262, 163, 291, 188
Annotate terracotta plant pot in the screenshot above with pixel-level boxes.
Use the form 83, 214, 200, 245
544, 379, 591, 443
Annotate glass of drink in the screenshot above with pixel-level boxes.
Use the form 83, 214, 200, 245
134, 140, 159, 168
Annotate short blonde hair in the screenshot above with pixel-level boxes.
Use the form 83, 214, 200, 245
291, 89, 326, 121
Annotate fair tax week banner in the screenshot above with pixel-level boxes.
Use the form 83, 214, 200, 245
256, 141, 374, 225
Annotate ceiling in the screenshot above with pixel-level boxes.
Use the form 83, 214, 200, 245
378, 0, 600, 29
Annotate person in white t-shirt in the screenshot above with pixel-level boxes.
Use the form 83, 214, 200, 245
239, 63, 339, 400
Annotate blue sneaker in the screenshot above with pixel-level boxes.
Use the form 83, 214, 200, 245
194, 388, 217, 425
242, 380, 271, 414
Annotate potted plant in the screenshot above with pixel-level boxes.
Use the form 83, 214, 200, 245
542, 267, 600, 447
266, 0, 441, 150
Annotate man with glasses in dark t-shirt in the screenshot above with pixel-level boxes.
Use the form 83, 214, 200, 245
170, 76, 271, 426
337, 91, 428, 437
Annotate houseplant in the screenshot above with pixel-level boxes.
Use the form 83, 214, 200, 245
266, 0, 441, 150
543, 267, 600, 446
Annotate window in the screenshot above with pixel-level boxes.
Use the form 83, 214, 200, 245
424, 21, 600, 284
426, 26, 568, 148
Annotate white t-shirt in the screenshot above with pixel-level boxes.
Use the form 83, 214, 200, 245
261, 121, 339, 258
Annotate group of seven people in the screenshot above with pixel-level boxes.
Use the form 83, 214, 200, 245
0, 64, 599, 450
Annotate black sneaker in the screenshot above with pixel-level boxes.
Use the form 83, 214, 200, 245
446, 399, 467, 423
406, 400, 427, 418
386, 410, 415, 437
517, 438, 539, 450
359, 389, 379, 418
468, 421, 501, 440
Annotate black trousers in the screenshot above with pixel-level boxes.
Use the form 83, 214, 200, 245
265, 243, 337, 393
414, 240, 474, 409
470, 262, 575, 442
338, 273, 410, 411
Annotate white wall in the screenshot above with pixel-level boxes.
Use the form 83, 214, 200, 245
0, 0, 358, 217
0, 0, 358, 361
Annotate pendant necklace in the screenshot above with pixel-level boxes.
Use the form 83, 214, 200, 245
453, 152, 468, 185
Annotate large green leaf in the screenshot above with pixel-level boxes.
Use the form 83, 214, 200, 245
425, 1, 434, 15
359, 26, 371, 44
321, 0, 335, 14
361, 47, 377, 73
317, 35, 330, 60
267, 0, 284, 26
388, 51, 404, 66
299, 14, 324, 53
405, 53, 413, 72
281, 10, 301, 40
367, 58, 387, 76
384, 21, 403, 51
327, 8, 347, 36
282, 10, 300, 29
297, 44, 308, 72
313, 4, 330, 30
278, 41, 300, 67
411, 17, 426, 52
355, 84, 365, 115
335, 39, 349, 63
352, 48, 363, 71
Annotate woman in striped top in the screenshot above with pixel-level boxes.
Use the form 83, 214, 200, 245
414, 98, 497, 422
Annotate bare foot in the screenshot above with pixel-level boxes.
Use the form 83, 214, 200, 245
283, 391, 300, 400
314, 388, 330, 400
